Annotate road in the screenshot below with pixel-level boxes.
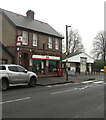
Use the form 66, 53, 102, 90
1, 78, 105, 119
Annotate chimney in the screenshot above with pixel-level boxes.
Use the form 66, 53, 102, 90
26, 10, 35, 19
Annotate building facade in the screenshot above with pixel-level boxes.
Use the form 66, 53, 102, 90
0, 9, 64, 76
62, 52, 94, 74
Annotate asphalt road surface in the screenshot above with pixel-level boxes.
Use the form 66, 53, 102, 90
1, 79, 105, 119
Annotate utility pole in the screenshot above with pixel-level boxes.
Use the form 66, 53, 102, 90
66, 25, 71, 81
103, 37, 106, 62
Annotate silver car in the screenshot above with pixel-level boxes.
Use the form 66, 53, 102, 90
0, 64, 38, 90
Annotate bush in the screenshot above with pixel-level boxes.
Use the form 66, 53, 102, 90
93, 60, 106, 72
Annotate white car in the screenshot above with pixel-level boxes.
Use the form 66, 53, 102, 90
100, 69, 104, 72
0, 64, 38, 90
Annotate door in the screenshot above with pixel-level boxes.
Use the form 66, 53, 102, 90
21, 53, 29, 70
8, 66, 29, 84
16, 66, 29, 83
80, 57, 87, 72
8, 66, 20, 84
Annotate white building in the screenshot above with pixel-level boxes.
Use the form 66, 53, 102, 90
62, 52, 94, 73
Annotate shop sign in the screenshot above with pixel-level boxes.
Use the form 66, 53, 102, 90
17, 36, 22, 42
17, 36, 22, 46
32, 55, 60, 61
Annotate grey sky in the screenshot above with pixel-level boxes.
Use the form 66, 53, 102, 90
1, 0, 105, 55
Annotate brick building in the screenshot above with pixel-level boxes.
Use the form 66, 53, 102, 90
0, 8, 64, 76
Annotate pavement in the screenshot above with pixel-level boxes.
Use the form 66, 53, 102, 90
36, 73, 104, 86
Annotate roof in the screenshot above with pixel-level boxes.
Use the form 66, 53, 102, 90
0, 42, 14, 58
0, 8, 64, 39
62, 52, 94, 63
62, 52, 82, 60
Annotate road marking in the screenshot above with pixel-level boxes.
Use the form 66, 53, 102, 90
93, 81, 104, 84
0, 97, 31, 104
46, 85, 52, 87
82, 81, 93, 83
51, 86, 89, 95
51, 91, 64, 95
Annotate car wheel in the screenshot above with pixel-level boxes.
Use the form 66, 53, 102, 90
29, 77, 36, 87
2, 79, 9, 91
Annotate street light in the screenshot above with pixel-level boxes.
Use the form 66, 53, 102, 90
66, 25, 71, 81
103, 37, 106, 62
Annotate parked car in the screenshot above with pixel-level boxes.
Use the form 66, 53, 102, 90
0, 64, 38, 90
100, 69, 104, 72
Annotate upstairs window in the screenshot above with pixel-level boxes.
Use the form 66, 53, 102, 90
48, 37, 52, 49
33, 33, 38, 46
22, 31, 28, 45
55, 38, 59, 50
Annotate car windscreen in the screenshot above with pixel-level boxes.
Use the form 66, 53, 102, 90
0, 66, 6, 70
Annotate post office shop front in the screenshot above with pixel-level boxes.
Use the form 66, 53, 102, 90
32, 55, 60, 75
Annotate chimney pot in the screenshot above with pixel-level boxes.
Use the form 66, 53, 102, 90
26, 10, 35, 19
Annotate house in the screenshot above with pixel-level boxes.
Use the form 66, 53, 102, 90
0, 42, 14, 64
0, 8, 64, 76
62, 52, 94, 74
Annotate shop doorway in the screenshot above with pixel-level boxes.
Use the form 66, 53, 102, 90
21, 53, 29, 70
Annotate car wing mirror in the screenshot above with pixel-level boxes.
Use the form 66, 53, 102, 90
24, 70, 28, 73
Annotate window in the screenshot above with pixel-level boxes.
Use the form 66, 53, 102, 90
55, 38, 59, 50
48, 37, 52, 49
22, 31, 28, 45
32, 59, 42, 74
0, 66, 6, 70
33, 33, 38, 46
17, 66, 26, 72
8, 66, 17, 72
48, 61, 58, 73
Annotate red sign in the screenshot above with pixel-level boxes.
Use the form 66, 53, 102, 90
17, 36, 22, 42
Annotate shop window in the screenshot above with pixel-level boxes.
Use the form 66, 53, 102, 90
48, 60, 58, 73
33, 33, 38, 46
22, 31, 28, 45
32, 59, 42, 74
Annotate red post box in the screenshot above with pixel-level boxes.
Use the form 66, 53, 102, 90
57, 66, 62, 76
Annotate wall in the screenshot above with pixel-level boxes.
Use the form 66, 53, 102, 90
2, 14, 16, 47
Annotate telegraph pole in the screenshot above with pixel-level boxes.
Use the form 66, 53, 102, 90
66, 25, 71, 81
103, 37, 106, 62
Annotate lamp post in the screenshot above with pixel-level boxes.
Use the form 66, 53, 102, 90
66, 25, 71, 81
103, 37, 106, 62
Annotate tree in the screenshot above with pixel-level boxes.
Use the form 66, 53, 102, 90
91, 31, 106, 60
68, 29, 84, 53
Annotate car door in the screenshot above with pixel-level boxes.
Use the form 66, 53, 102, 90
16, 66, 29, 83
8, 66, 20, 84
